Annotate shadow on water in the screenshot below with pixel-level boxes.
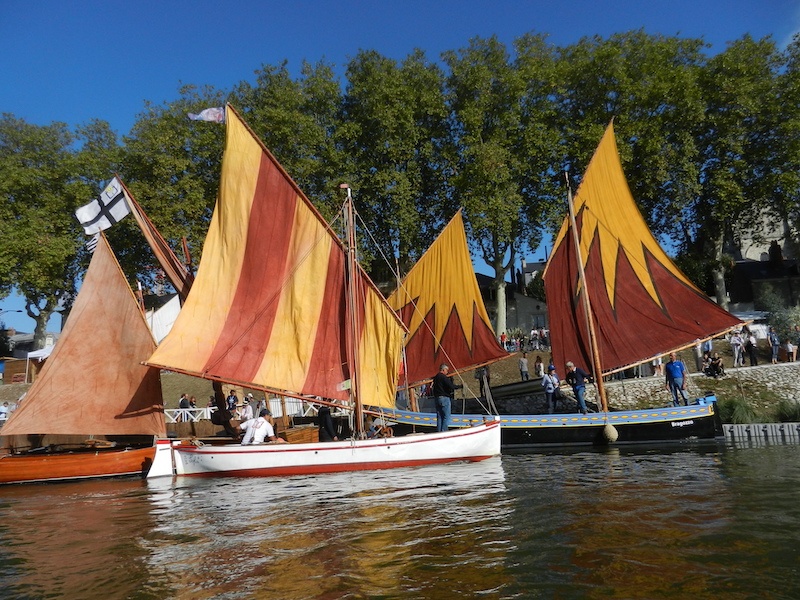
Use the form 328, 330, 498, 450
0, 445, 799, 599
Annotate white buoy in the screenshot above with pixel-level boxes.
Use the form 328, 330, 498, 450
603, 423, 619, 443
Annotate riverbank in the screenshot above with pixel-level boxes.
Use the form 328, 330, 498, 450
2, 357, 798, 423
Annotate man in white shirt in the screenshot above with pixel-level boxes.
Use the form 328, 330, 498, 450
238, 397, 254, 421
240, 409, 285, 444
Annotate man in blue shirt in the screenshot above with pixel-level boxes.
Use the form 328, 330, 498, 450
565, 361, 591, 414
432, 364, 462, 431
665, 352, 689, 406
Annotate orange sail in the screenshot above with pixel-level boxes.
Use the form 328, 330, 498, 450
543, 123, 741, 376
388, 211, 508, 385
146, 105, 404, 409
2, 235, 165, 437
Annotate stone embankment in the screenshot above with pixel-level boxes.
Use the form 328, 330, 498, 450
601, 361, 800, 410
481, 361, 800, 414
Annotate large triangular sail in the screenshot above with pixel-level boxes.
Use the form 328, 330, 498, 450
146, 105, 404, 409
2, 235, 165, 437
543, 123, 742, 376
387, 211, 508, 385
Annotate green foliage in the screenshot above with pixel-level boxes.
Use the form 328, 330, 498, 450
717, 395, 758, 424
774, 398, 800, 422
3, 29, 800, 331
756, 283, 800, 340
526, 276, 546, 302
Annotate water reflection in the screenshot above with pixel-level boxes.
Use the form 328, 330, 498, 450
143, 457, 510, 598
1, 446, 800, 599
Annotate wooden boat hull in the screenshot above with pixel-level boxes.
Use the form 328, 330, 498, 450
380, 399, 722, 448
148, 418, 501, 478
0, 446, 157, 485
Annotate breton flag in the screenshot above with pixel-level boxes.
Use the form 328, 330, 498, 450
75, 177, 131, 235
188, 107, 225, 123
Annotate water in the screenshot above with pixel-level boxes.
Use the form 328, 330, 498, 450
0, 443, 799, 599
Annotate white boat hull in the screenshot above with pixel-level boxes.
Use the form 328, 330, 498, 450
148, 418, 501, 478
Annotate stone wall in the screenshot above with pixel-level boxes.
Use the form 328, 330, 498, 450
466, 361, 800, 414
599, 362, 800, 410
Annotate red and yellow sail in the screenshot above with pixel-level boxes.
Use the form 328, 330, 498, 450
147, 106, 404, 408
388, 211, 508, 385
543, 123, 741, 376
2, 235, 165, 437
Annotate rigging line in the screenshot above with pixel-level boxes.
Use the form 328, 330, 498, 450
352, 207, 496, 410
203, 203, 349, 374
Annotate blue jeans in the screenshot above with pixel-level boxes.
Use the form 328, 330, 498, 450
669, 377, 689, 406
435, 396, 451, 432
574, 385, 587, 413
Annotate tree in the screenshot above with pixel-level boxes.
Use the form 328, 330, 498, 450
339, 49, 452, 279
556, 32, 707, 240
444, 35, 559, 335
694, 35, 784, 307
0, 114, 109, 348
233, 60, 345, 221
121, 84, 228, 286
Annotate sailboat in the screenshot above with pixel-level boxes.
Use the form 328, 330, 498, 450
145, 105, 499, 479
0, 234, 166, 483
381, 123, 741, 446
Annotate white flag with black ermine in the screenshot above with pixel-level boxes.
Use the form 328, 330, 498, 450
75, 177, 131, 235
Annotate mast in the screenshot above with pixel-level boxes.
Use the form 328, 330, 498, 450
341, 183, 364, 436
565, 172, 609, 413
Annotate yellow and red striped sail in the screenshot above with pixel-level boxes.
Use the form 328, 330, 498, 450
543, 123, 741, 376
388, 211, 507, 385
147, 106, 404, 408
2, 235, 165, 437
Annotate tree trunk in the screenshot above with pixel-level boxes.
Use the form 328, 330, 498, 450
494, 277, 507, 339
711, 229, 729, 310
31, 308, 54, 350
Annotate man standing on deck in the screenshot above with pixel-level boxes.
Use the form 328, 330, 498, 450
665, 352, 690, 406
432, 364, 462, 432
565, 361, 591, 414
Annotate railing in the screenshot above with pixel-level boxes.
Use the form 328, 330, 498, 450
164, 408, 218, 424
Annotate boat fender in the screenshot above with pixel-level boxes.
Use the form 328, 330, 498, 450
603, 423, 619, 443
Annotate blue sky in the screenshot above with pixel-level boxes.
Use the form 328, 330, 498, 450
2, 0, 799, 333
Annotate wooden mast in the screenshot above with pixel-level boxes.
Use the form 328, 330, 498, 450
565, 172, 609, 413
342, 183, 365, 436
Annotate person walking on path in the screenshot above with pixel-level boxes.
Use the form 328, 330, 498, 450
665, 352, 689, 406
519, 352, 530, 381
565, 361, 591, 414
432, 364, 462, 432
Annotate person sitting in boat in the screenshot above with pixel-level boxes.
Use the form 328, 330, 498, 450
665, 352, 690, 406
240, 409, 286, 444
238, 396, 254, 421
565, 361, 591, 415
367, 416, 393, 438
318, 405, 339, 442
